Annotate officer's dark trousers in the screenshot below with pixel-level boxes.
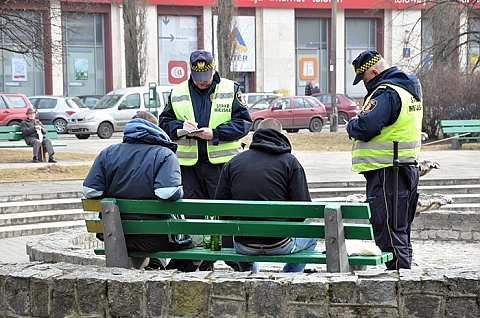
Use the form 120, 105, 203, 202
363, 166, 419, 270
181, 162, 254, 272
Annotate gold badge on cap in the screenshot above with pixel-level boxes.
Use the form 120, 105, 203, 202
197, 61, 205, 70
236, 92, 247, 107
362, 99, 378, 114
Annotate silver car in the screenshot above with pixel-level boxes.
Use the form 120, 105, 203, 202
28, 96, 89, 133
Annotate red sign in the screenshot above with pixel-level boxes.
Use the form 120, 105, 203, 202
168, 60, 188, 85
153, 0, 430, 9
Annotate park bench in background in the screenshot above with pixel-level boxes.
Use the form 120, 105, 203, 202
440, 119, 480, 150
83, 198, 392, 273
0, 125, 66, 161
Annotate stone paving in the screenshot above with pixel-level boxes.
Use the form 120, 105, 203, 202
0, 147, 479, 269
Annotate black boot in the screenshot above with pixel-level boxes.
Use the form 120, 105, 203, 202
48, 155, 57, 163
32, 156, 39, 163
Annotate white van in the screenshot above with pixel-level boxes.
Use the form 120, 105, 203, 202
67, 86, 173, 139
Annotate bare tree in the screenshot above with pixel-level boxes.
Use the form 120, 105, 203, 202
0, 0, 62, 65
123, 0, 148, 87
215, 0, 237, 80
387, 0, 480, 138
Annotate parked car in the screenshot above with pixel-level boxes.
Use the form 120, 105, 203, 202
0, 93, 33, 126
249, 96, 328, 132
243, 92, 283, 108
75, 94, 104, 109
311, 93, 360, 123
67, 86, 169, 139
28, 96, 89, 134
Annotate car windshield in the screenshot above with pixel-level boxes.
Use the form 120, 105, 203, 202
67, 98, 88, 109
250, 97, 275, 110
93, 95, 122, 109
343, 94, 357, 103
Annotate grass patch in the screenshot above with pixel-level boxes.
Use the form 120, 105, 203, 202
0, 133, 478, 183
1, 165, 92, 183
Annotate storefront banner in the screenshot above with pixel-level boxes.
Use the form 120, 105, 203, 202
155, 0, 433, 9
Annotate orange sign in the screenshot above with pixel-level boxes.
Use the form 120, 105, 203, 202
168, 60, 188, 84
299, 57, 317, 81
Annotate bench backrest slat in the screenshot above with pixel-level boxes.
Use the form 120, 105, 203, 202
83, 198, 371, 220
85, 218, 374, 240
0, 124, 58, 139
440, 119, 480, 126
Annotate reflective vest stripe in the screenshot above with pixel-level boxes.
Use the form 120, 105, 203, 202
351, 84, 423, 172
352, 140, 421, 150
171, 79, 241, 166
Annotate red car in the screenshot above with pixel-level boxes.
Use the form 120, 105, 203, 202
249, 96, 328, 132
0, 93, 33, 126
311, 93, 359, 123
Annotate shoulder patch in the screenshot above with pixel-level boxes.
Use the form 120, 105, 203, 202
362, 99, 378, 115
236, 92, 247, 107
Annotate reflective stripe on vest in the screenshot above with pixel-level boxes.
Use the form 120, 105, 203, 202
171, 79, 242, 166
351, 84, 423, 172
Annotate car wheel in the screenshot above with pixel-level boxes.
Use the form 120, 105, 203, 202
75, 134, 90, 140
286, 129, 299, 133
338, 112, 349, 123
253, 119, 263, 131
97, 122, 114, 139
53, 118, 67, 134
309, 118, 323, 132
7, 121, 21, 126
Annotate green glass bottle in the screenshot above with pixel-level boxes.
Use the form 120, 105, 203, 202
211, 234, 222, 251
202, 234, 211, 249
210, 215, 221, 251
202, 215, 212, 249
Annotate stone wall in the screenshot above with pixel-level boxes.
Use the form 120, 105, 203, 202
0, 262, 479, 317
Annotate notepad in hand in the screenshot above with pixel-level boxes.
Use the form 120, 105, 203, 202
177, 128, 204, 137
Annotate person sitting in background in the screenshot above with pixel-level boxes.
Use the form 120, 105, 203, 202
83, 111, 200, 272
214, 118, 318, 273
21, 108, 57, 163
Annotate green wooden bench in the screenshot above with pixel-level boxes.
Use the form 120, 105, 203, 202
440, 119, 480, 149
0, 125, 67, 161
83, 198, 393, 273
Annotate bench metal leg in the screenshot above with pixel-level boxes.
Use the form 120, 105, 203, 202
324, 204, 350, 273
451, 139, 462, 150
101, 199, 130, 269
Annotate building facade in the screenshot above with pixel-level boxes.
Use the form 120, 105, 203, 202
1, 0, 475, 99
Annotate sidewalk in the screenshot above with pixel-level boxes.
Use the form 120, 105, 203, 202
0, 149, 479, 266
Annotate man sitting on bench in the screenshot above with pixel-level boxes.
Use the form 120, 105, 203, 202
21, 108, 57, 163
215, 118, 318, 273
83, 111, 200, 272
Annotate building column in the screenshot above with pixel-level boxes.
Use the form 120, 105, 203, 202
50, 0, 64, 95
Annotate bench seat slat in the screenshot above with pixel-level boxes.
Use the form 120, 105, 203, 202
82, 198, 372, 220
92, 247, 392, 266
85, 218, 374, 240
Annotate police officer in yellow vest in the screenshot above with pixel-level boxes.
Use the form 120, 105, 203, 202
159, 50, 253, 271
346, 50, 423, 270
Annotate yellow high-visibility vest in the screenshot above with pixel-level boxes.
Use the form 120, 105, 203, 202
170, 79, 242, 166
352, 84, 423, 172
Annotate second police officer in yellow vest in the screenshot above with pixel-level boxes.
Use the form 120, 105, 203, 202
159, 50, 253, 271
346, 50, 423, 270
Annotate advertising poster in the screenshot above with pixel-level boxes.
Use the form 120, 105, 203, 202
75, 59, 89, 81
12, 59, 27, 81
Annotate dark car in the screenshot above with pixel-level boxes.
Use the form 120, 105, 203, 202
311, 93, 359, 123
249, 96, 328, 132
75, 95, 104, 109
0, 93, 33, 126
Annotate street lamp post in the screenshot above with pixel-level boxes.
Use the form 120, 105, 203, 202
330, 0, 338, 132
